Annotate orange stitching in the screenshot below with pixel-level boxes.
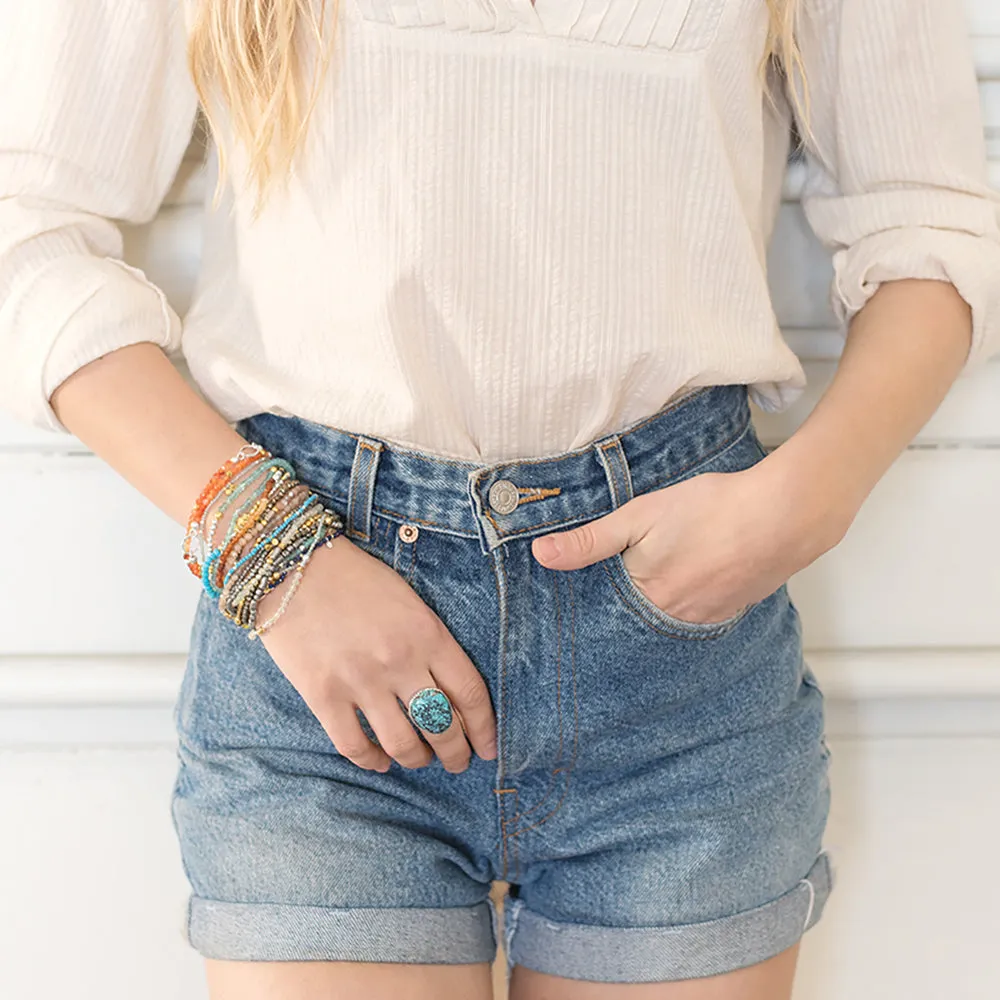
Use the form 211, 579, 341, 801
483, 503, 501, 535
337, 401, 748, 544
487, 416, 753, 543
516, 486, 562, 498
515, 489, 562, 506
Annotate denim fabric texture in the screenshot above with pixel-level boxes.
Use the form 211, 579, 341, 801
171, 382, 834, 982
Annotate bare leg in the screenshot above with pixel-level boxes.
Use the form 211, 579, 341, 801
509, 941, 800, 1000
205, 958, 495, 1000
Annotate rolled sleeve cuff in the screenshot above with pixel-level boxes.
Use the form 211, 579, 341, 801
829, 226, 1000, 375
4, 254, 182, 434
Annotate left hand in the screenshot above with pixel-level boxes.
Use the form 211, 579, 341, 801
530, 457, 850, 625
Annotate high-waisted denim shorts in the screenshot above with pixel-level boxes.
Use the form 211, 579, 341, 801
171, 383, 834, 984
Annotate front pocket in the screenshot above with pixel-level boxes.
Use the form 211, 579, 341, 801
599, 414, 771, 640
604, 550, 754, 639
348, 0, 730, 52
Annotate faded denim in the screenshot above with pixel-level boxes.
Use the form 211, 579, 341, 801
171, 383, 834, 983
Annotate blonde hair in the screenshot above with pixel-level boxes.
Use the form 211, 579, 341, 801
188, 0, 810, 217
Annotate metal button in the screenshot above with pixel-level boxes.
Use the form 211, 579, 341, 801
398, 523, 419, 543
488, 479, 519, 515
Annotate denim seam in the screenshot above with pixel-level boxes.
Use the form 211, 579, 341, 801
346, 439, 383, 542
485, 416, 753, 545
492, 546, 518, 882
503, 569, 564, 842
506, 573, 579, 844
319, 494, 480, 538
312, 408, 748, 541
505, 571, 571, 831
602, 559, 750, 641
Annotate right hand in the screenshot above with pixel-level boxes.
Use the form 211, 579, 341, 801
255, 535, 498, 773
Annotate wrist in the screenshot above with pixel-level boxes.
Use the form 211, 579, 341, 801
753, 436, 862, 562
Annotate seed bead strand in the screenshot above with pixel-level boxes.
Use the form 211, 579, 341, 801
199, 458, 295, 559
207, 474, 306, 595
221, 505, 327, 615
182, 444, 270, 577
218, 500, 339, 627
245, 513, 344, 635
183, 442, 346, 637
223, 510, 340, 631
227, 505, 336, 619
186, 457, 276, 578
247, 515, 343, 640
198, 463, 301, 596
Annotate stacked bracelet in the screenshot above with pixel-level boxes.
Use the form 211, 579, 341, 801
183, 442, 346, 640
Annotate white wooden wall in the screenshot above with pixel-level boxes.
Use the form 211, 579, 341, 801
2, 6, 999, 998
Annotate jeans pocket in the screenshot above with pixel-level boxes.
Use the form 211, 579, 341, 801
600, 416, 771, 640
604, 551, 755, 639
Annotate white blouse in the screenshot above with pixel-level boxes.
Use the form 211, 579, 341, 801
1, 0, 998, 461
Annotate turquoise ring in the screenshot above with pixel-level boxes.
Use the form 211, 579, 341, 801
407, 686, 453, 735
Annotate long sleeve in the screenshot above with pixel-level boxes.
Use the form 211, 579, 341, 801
789, 0, 1000, 371
0, 1, 200, 433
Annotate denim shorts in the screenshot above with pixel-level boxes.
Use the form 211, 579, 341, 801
171, 382, 834, 983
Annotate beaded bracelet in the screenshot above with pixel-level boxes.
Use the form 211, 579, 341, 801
183, 442, 346, 638
182, 443, 269, 578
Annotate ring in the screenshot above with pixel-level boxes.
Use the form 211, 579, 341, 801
406, 686, 454, 735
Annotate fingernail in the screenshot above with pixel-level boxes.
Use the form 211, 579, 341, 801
534, 536, 560, 561
483, 742, 498, 759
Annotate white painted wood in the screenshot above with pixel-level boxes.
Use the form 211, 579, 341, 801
0, 748, 207, 1000
796, 736, 1000, 1000
967, 0, 1000, 45
0, 452, 199, 655
788, 448, 1000, 649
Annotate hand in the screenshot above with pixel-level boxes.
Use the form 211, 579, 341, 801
255, 536, 498, 773
530, 457, 850, 625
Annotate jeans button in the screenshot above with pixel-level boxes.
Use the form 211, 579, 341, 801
488, 479, 519, 515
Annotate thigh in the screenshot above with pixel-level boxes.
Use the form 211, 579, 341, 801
206, 958, 494, 1000
509, 942, 800, 1000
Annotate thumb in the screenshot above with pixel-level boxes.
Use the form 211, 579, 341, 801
531, 507, 636, 570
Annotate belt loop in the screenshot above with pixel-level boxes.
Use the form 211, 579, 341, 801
593, 435, 635, 512
346, 436, 384, 541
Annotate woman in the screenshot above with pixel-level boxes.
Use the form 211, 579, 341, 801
1, 0, 997, 997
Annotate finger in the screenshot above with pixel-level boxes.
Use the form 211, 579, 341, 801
531, 502, 640, 570
427, 642, 497, 761
321, 701, 393, 772
400, 676, 472, 774
363, 695, 435, 770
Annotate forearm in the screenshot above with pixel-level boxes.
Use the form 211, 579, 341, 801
761, 278, 974, 555
49, 342, 248, 527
